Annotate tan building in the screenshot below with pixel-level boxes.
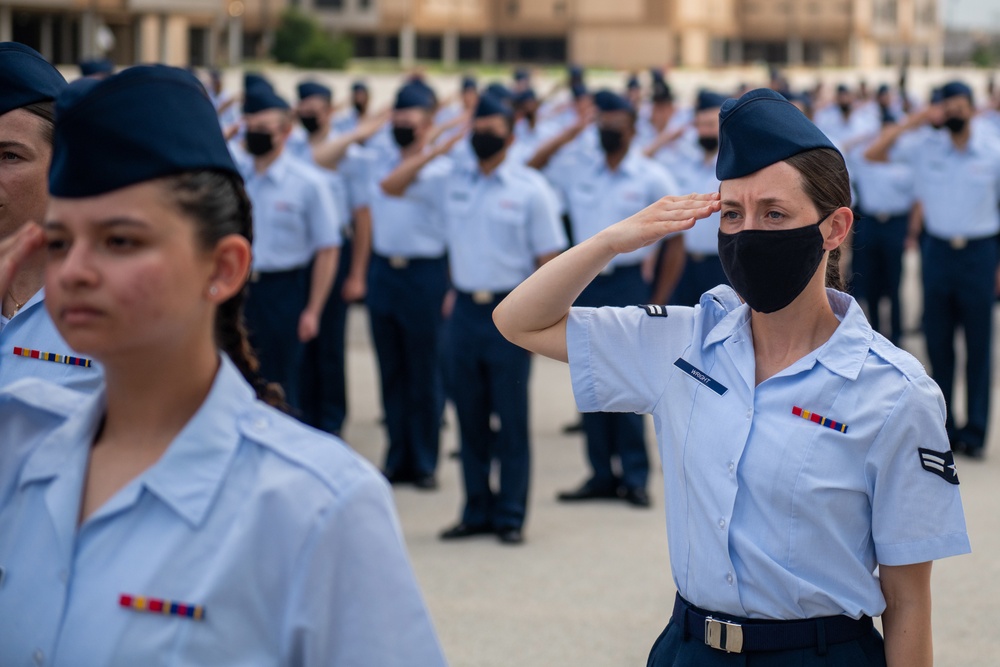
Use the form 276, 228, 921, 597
0, 0, 942, 69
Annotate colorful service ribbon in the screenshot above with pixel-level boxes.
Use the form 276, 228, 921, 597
119, 594, 205, 621
12, 347, 92, 368
791, 406, 848, 434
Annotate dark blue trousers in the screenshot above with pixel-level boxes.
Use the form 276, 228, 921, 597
921, 234, 997, 449
853, 212, 908, 345
244, 267, 309, 410
367, 254, 449, 478
300, 239, 352, 435
575, 264, 650, 491
449, 292, 531, 530
670, 253, 729, 307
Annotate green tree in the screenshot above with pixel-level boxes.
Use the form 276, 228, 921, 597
271, 8, 352, 69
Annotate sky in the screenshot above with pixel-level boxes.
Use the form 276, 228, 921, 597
943, 0, 1000, 30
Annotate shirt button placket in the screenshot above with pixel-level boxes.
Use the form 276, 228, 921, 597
33, 649, 44, 666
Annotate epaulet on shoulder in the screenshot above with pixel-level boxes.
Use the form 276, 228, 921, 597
868, 331, 927, 381
236, 402, 375, 494
0, 378, 85, 417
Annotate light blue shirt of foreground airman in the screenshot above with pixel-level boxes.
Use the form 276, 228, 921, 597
567, 286, 970, 620
0, 289, 102, 392
415, 159, 567, 293
370, 151, 451, 258
237, 150, 342, 272
0, 355, 447, 667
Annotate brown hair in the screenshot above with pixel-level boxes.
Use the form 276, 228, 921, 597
165, 170, 287, 409
783, 147, 853, 291
20, 101, 55, 144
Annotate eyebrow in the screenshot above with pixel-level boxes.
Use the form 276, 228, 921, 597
720, 197, 789, 208
43, 216, 152, 232
0, 140, 32, 152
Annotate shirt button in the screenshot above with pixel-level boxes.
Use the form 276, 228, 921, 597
253, 418, 268, 431
718, 518, 726, 529
745, 408, 752, 419
33, 650, 44, 665
728, 461, 735, 473
727, 573, 734, 585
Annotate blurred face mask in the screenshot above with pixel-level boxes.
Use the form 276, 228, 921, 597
697, 136, 719, 153
471, 131, 506, 161
245, 130, 274, 156
392, 125, 416, 148
299, 115, 321, 135
599, 128, 625, 155
943, 116, 967, 134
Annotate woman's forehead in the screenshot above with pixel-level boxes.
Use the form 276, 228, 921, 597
719, 162, 804, 203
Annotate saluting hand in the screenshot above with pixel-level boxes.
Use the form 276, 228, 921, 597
600, 193, 721, 256
0, 224, 45, 301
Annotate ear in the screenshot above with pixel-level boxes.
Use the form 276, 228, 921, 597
205, 234, 252, 303
823, 205, 854, 251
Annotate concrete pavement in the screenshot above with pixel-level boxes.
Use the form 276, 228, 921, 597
341, 249, 999, 666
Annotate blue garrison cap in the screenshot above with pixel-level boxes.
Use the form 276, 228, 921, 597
297, 81, 331, 101
626, 75, 641, 90
512, 88, 536, 106
0, 42, 67, 117
461, 75, 477, 91
79, 58, 113, 77
941, 80, 973, 102
394, 83, 435, 110
930, 87, 944, 104
352, 81, 368, 93
593, 90, 633, 114
696, 90, 727, 112
568, 65, 584, 82
484, 82, 512, 102
876, 83, 890, 96
835, 84, 850, 95
474, 93, 512, 120
49, 65, 238, 198
716, 88, 838, 181
244, 83, 289, 114
652, 78, 672, 103
514, 68, 529, 82
571, 82, 588, 100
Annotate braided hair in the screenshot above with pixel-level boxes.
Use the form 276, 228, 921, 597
165, 170, 286, 408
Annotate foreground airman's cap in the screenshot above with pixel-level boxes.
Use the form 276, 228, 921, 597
0, 42, 66, 117
716, 88, 838, 181
50, 65, 238, 197
395, 83, 435, 110
297, 81, 332, 101
474, 93, 512, 120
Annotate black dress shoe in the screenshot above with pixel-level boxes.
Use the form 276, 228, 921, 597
496, 527, 524, 545
413, 474, 438, 490
383, 469, 416, 485
561, 420, 584, 434
620, 486, 651, 508
439, 522, 494, 540
961, 445, 986, 460
557, 479, 621, 502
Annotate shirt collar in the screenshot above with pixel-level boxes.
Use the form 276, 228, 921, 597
18, 354, 256, 528
703, 288, 873, 381
256, 149, 291, 183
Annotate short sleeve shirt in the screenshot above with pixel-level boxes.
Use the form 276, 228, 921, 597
567, 286, 970, 620
0, 356, 446, 667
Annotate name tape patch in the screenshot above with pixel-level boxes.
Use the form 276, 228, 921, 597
918, 448, 959, 485
673, 358, 728, 396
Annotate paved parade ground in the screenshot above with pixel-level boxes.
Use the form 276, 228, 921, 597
340, 250, 998, 667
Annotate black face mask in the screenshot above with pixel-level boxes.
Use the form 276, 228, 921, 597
524, 111, 537, 124
354, 101, 367, 115
599, 128, 625, 155
717, 218, 828, 314
698, 136, 719, 153
245, 130, 275, 157
943, 116, 967, 134
838, 102, 852, 116
299, 115, 321, 135
392, 125, 416, 148
471, 131, 506, 161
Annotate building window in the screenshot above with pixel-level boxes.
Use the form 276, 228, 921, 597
315, 0, 344, 8
873, 0, 897, 24
359, 0, 371, 9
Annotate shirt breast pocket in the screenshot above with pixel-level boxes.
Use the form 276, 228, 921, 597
489, 206, 528, 255
270, 202, 305, 235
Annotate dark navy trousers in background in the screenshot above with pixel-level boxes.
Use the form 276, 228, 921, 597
245, 267, 309, 410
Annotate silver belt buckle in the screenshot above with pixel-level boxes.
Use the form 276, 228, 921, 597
471, 290, 494, 305
249, 271, 261, 283
689, 252, 707, 262
950, 237, 968, 250
875, 212, 890, 223
389, 256, 409, 269
705, 617, 744, 653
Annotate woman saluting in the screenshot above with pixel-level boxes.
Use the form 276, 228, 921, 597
494, 88, 969, 666
0, 66, 445, 666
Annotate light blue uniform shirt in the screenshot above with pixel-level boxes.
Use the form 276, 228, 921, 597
238, 150, 342, 272
891, 126, 1000, 239
568, 286, 970, 620
847, 143, 915, 216
0, 290, 102, 392
370, 151, 451, 258
418, 159, 567, 292
675, 151, 722, 256
0, 355, 447, 667
286, 127, 353, 227
552, 150, 679, 268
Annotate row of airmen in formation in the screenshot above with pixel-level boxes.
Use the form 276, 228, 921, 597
5, 59, 1000, 545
